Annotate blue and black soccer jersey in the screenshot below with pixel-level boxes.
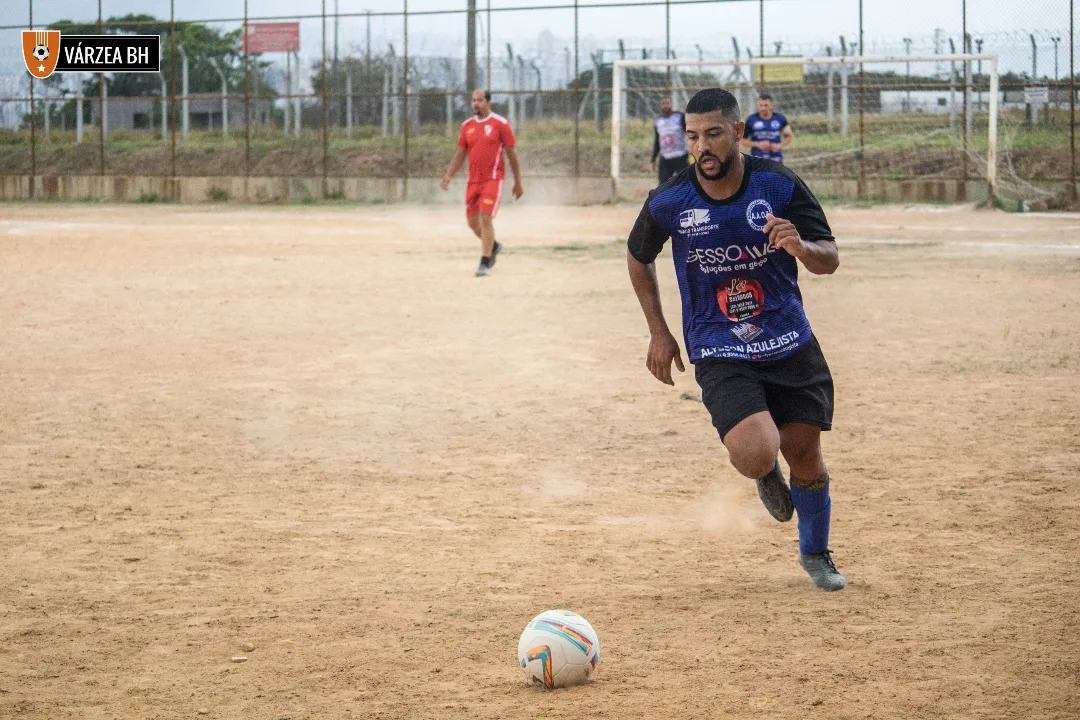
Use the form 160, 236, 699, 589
743, 112, 789, 163
627, 155, 834, 363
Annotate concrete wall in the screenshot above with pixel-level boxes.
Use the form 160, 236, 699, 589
0, 175, 623, 205
1, 174, 1065, 206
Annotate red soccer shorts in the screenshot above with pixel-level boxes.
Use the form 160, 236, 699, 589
465, 179, 504, 217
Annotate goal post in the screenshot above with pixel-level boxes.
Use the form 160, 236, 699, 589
611, 54, 1000, 203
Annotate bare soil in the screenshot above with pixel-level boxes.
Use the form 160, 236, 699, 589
1, 202, 1078, 719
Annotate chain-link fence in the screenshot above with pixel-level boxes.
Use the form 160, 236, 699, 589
0, 0, 1076, 205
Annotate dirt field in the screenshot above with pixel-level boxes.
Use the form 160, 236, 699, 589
1, 201, 1078, 720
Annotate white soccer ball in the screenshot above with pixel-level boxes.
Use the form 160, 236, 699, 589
517, 609, 600, 689
32, 45, 49, 61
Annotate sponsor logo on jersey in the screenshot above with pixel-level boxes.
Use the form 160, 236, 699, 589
686, 241, 776, 269
746, 199, 773, 232
731, 322, 765, 342
698, 329, 801, 360
679, 208, 711, 229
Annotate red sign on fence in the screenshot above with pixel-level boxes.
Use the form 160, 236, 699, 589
243, 22, 300, 53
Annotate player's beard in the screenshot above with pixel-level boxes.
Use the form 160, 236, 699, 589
696, 148, 737, 181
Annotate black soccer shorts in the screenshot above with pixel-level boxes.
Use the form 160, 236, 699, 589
694, 335, 835, 441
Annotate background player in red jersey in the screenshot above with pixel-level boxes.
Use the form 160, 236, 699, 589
440, 89, 524, 276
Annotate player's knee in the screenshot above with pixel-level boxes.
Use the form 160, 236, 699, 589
780, 434, 822, 468
726, 442, 780, 480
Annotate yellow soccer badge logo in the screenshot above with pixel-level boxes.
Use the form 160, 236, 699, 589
22, 30, 61, 79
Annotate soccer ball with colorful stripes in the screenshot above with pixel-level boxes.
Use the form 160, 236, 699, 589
517, 609, 600, 689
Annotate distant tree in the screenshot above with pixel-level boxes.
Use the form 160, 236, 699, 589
309, 55, 394, 125
48, 14, 273, 99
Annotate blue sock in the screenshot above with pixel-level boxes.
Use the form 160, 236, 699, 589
790, 478, 831, 555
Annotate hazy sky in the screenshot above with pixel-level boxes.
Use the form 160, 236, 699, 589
3, 0, 1076, 78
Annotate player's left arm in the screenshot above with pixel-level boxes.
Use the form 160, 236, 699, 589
739, 116, 753, 151
779, 120, 793, 149
505, 146, 524, 199
764, 174, 838, 275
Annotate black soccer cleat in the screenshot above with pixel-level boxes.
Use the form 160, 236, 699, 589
799, 549, 847, 591
490, 240, 503, 267
756, 460, 794, 522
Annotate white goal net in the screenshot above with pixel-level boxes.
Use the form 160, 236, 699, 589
607, 54, 1046, 206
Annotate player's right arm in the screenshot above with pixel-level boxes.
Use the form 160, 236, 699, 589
627, 199, 684, 386
651, 126, 660, 166
440, 147, 467, 190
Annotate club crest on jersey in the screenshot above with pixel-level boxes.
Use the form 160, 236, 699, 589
746, 199, 772, 232
484, 124, 493, 135
679, 208, 710, 229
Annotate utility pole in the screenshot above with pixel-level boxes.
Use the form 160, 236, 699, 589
1069, 0, 1076, 202
334, 0, 340, 127
178, 44, 189, 138
213, 60, 228, 137
1029, 34, 1039, 126
1052, 36, 1061, 82
466, 0, 477, 91
903, 37, 912, 111
758, 0, 764, 59
858, 0, 865, 198
1031, 33, 1037, 79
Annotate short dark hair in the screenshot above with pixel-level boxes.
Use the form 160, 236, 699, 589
473, 88, 491, 102
685, 88, 741, 122
758, 92, 773, 101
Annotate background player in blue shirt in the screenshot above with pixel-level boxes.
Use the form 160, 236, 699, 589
626, 88, 845, 591
741, 93, 792, 163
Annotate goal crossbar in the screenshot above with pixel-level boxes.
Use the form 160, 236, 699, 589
610, 53, 1000, 198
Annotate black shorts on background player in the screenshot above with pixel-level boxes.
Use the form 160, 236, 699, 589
657, 154, 689, 184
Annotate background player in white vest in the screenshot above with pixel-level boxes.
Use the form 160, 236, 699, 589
740, 93, 793, 163
626, 88, 845, 591
651, 97, 689, 184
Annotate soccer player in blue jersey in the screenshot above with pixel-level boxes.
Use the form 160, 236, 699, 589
740, 93, 792, 163
626, 88, 845, 591
651, 97, 690, 184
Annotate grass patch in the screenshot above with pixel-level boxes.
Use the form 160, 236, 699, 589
206, 186, 230, 202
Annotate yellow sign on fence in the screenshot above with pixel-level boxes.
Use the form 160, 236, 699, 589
753, 56, 805, 84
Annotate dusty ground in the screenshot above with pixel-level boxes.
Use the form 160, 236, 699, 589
1, 201, 1078, 720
